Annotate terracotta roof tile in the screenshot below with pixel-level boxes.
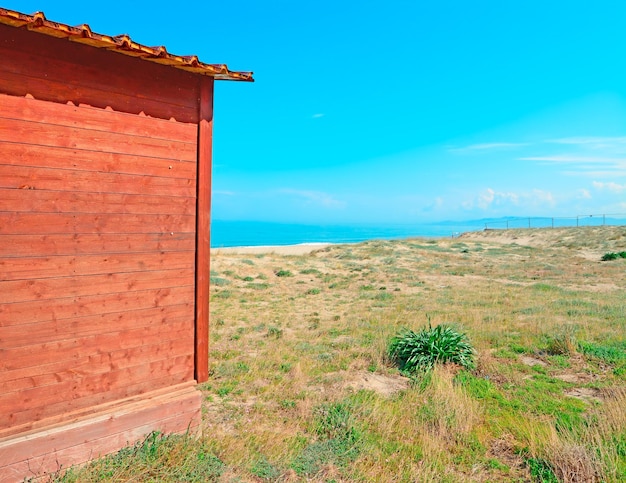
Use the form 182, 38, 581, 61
0, 8, 253, 82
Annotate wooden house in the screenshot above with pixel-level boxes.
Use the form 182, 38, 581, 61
0, 8, 252, 481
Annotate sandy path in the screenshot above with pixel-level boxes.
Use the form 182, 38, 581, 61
211, 243, 332, 256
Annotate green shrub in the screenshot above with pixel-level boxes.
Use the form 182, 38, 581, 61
601, 251, 626, 261
267, 326, 283, 338
250, 456, 280, 480
210, 276, 230, 286
291, 402, 360, 476
545, 326, 577, 355
388, 323, 475, 372
274, 269, 293, 277
526, 457, 558, 483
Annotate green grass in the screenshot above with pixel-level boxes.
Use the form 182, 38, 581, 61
49, 227, 626, 483
53, 432, 225, 482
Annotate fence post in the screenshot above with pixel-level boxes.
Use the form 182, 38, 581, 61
551, 218, 554, 228
576, 216, 579, 227
528, 218, 531, 228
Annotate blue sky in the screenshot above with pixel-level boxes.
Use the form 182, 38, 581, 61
8, 1, 626, 224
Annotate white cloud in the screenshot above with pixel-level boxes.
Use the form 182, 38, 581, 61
592, 181, 626, 193
577, 189, 592, 200
520, 155, 624, 163
521, 154, 626, 177
449, 142, 528, 153
279, 189, 345, 209
463, 188, 554, 211
312, 113, 325, 119
478, 188, 518, 209
421, 196, 444, 213
214, 190, 236, 196
531, 189, 555, 204
562, 170, 625, 178
519, 134, 626, 178
548, 136, 626, 147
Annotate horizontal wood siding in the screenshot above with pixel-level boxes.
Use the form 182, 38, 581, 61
0, 91, 198, 437
0, 382, 202, 481
0, 24, 200, 123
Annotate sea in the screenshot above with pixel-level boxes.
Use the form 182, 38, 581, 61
210, 216, 626, 248
210, 220, 485, 248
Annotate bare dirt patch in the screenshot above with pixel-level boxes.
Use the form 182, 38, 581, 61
343, 371, 410, 396
564, 387, 602, 403
487, 434, 531, 480
520, 355, 547, 367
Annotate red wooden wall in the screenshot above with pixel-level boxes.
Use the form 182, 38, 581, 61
0, 23, 212, 478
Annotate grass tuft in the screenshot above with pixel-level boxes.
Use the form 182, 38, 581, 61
389, 323, 475, 373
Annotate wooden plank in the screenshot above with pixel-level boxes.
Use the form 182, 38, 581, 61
0, 212, 195, 236
0, 164, 196, 197
3, 371, 195, 431
0, 118, 197, 161
1, 320, 193, 382
0, 189, 195, 216
0, 384, 201, 478
2, 335, 193, 388
5, 393, 201, 460
1, 269, 194, 304
0, 67, 198, 124
0, 25, 200, 122
195, 77, 213, 384
0, 233, 195, 258
2, 408, 200, 478
3, 335, 194, 393
0, 285, 195, 326
0, 141, 197, 177
0, 304, 191, 348
0, 251, 194, 282
0, 93, 197, 143
1, 354, 194, 416
0, 381, 198, 440
0, 25, 199, 109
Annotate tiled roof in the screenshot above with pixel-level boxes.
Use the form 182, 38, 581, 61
0, 8, 253, 82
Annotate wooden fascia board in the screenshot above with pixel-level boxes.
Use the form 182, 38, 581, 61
194, 77, 213, 383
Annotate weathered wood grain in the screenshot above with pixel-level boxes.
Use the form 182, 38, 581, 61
0, 212, 195, 236
0, 24, 200, 122
0, 119, 196, 161
3, 335, 193, 388
0, 303, 191, 347
0, 383, 201, 476
0, 251, 194, 282
1, 269, 194, 304
2, 371, 195, 432
0, 189, 195, 215
0, 233, 195, 257
0, 93, 197, 142
0, 142, 197, 177
0, 285, 195, 325
195, 77, 213, 383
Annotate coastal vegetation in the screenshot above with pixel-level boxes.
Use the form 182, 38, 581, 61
51, 226, 625, 482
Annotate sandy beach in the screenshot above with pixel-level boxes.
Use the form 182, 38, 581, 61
211, 242, 332, 256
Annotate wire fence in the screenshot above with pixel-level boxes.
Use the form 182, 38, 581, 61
482, 213, 626, 230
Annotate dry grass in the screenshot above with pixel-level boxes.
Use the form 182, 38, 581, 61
55, 226, 626, 482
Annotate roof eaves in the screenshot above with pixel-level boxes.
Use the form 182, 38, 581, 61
0, 8, 254, 82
